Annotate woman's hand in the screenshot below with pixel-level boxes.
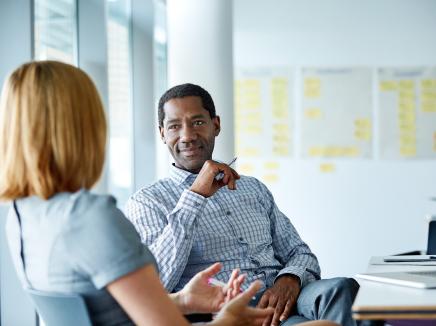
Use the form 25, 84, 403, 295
175, 263, 245, 314
211, 281, 274, 326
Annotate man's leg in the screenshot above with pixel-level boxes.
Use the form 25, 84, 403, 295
282, 277, 359, 326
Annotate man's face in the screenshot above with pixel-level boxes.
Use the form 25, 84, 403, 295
160, 96, 220, 173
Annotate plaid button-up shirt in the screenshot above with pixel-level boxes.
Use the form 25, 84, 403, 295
126, 165, 321, 292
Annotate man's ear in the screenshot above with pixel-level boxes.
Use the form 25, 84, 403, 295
159, 126, 166, 144
213, 116, 221, 136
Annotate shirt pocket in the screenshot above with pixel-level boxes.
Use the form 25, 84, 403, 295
225, 191, 272, 246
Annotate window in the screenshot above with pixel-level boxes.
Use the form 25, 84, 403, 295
106, 0, 133, 207
154, 0, 169, 179
33, 0, 77, 64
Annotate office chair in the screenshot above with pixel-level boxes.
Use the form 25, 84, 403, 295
26, 288, 92, 326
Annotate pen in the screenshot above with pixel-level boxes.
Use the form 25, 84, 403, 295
227, 157, 237, 167
208, 277, 228, 288
215, 157, 238, 181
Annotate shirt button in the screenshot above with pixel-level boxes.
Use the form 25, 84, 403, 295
226, 211, 231, 215
238, 237, 244, 242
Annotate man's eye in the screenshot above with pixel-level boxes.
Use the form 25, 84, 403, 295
168, 125, 179, 130
193, 121, 205, 126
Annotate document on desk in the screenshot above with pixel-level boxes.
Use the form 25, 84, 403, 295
370, 255, 436, 266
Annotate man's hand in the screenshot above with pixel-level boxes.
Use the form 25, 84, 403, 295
256, 275, 301, 326
190, 160, 240, 198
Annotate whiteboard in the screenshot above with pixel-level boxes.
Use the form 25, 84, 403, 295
234, 0, 436, 278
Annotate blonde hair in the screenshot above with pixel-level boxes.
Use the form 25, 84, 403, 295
0, 61, 107, 200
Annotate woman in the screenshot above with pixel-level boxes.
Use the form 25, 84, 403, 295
0, 61, 271, 325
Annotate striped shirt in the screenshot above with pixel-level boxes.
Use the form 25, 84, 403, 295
126, 165, 321, 292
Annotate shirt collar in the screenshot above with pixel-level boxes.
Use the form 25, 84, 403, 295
169, 164, 198, 185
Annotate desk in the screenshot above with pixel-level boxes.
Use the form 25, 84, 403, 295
352, 257, 436, 324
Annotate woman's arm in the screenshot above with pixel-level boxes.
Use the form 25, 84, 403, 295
107, 264, 273, 326
107, 264, 190, 326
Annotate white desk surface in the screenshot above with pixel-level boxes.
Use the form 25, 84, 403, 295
352, 256, 436, 320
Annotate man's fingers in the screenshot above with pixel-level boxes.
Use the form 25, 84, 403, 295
256, 291, 270, 309
271, 299, 287, 326
230, 167, 240, 179
280, 299, 294, 322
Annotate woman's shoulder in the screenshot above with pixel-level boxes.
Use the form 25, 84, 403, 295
66, 189, 125, 230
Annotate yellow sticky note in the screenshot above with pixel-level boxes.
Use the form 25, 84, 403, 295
400, 146, 417, 157
319, 163, 336, 173
304, 108, 322, 119
421, 79, 436, 89
324, 147, 341, 157
264, 161, 280, 170
399, 123, 416, 133
238, 163, 255, 175
433, 132, 436, 152
354, 118, 371, 129
422, 102, 436, 113
398, 102, 415, 112
398, 112, 416, 123
246, 112, 262, 123
273, 124, 290, 132
380, 80, 398, 91
262, 174, 279, 183
244, 98, 261, 110
273, 146, 289, 156
354, 130, 371, 141
421, 92, 436, 101
273, 134, 289, 143
344, 147, 360, 157
398, 87, 414, 94
399, 80, 415, 90
242, 79, 261, 89
304, 78, 321, 98
308, 147, 324, 157
399, 134, 416, 146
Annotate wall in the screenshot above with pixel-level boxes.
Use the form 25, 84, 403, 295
233, 0, 436, 277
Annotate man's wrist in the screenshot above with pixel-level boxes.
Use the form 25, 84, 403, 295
276, 274, 301, 287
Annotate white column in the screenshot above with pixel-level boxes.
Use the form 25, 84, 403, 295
0, 2, 37, 324
166, 0, 234, 163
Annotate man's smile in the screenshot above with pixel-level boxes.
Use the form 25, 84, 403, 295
178, 145, 203, 157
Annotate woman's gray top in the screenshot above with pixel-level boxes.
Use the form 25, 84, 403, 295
6, 189, 156, 325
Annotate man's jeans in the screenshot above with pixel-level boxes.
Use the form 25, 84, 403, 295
250, 277, 359, 326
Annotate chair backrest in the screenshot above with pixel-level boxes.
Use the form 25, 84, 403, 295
26, 288, 92, 326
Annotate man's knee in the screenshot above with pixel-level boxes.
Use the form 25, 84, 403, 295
327, 277, 359, 292
298, 277, 359, 307
321, 277, 360, 301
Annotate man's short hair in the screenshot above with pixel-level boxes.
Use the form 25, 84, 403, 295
158, 83, 216, 127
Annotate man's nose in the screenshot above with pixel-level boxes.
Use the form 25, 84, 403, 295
179, 125, 197, 142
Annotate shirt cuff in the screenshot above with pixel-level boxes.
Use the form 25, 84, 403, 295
275, 266, 320, 288
172, 189, 207, 215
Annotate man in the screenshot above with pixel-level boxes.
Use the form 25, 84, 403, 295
126, 83, 359, 326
